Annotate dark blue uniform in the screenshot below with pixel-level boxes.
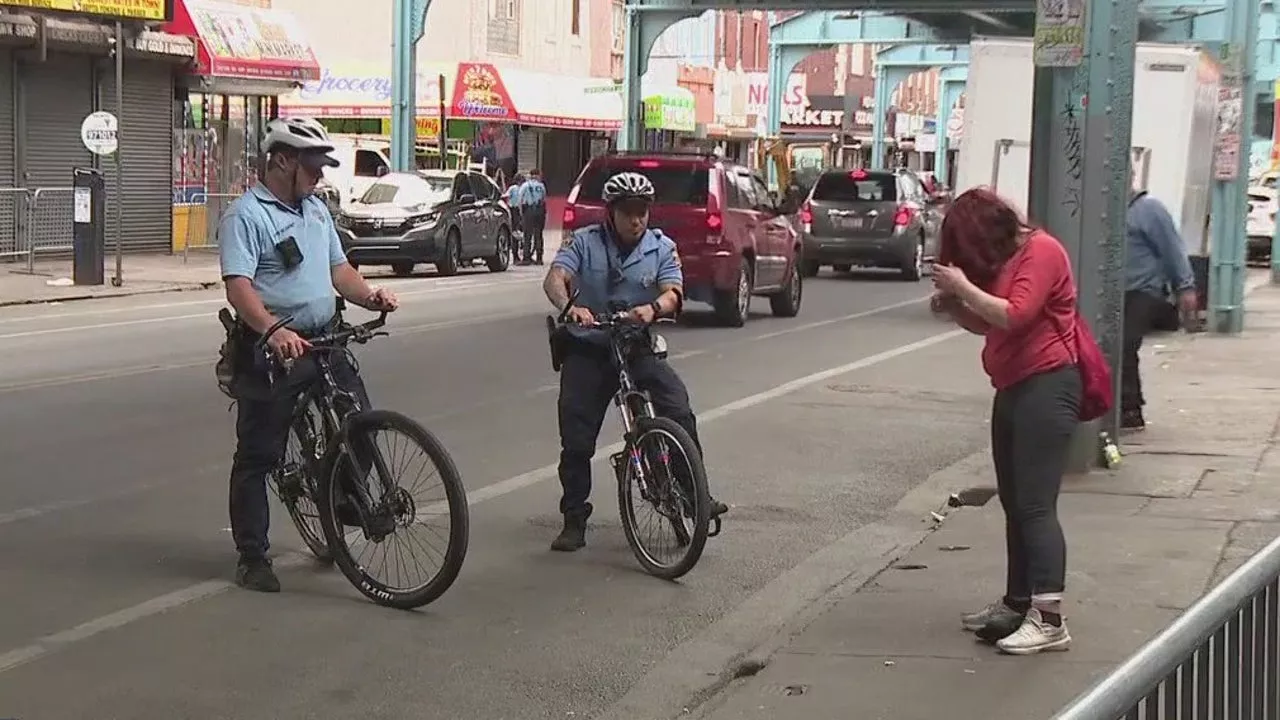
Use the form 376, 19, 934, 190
551, 223, 700, 516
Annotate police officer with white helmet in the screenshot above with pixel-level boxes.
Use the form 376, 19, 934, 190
218, 117, 399, 592
542, 171, 730, 552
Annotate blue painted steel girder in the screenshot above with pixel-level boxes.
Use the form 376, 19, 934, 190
768, 10, 966, 46
627, 0, 1032, 11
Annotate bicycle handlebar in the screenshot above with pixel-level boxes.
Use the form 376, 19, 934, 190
556, 288, 675, 329
255, 311, 390, 353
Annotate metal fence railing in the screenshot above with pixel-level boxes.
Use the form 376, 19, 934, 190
183, 192, 240, 262
26, 187, 74, 271
1052, 533, 1280, 720
0, 187, 28, 260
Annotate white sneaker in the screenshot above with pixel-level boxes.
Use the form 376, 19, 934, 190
996, 608, 1071, 655
961, 601, 1023, 632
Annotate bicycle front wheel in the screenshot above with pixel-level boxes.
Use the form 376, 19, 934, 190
317, 409, 470, 610
617, 416, 711, 580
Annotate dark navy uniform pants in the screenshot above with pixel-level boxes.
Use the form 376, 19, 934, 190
556, 342, 701, 515
228, 348, 370, 561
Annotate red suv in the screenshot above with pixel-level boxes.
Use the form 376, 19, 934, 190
562, 151, 803, 327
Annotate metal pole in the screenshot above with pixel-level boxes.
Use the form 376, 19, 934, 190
1208, 0, 1258, 333
437, 72, 447, 169
111, 20, 123, 287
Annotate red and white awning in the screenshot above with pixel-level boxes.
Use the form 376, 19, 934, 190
450, 63, 622, 131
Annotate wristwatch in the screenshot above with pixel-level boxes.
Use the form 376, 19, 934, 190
649, 300, 662, 318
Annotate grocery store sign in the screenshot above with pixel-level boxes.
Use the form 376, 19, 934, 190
0, 0, 172, 22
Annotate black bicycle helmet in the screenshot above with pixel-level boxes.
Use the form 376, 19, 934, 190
602, 171, 656, 205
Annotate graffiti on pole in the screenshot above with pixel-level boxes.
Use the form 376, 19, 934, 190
1034, 0, 1086, 67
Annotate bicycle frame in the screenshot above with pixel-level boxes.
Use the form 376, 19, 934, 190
608, 330, 657, 442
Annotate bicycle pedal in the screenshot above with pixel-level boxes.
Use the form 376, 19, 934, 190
708, 516, 722, 538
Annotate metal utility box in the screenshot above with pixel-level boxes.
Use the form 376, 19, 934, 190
71, 167, 106, 286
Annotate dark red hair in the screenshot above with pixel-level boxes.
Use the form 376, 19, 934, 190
937, 188, 1031, 290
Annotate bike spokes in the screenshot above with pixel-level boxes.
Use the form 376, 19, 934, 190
331, 422, 458, 597
624, 432, 700, 566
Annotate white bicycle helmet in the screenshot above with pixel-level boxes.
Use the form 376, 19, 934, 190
602, 171, 656, 205
263, 117, 336, 155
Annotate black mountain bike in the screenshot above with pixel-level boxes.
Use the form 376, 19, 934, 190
548, 298, 713, 580
260, 311, 469, 609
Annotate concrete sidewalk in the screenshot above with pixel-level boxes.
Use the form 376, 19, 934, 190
0, 254, 222, 306
690, 285, 1280, 720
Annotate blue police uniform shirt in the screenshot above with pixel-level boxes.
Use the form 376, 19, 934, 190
519, 178, 547, 208
551, 223, 683, 344
218, 184, 348, 333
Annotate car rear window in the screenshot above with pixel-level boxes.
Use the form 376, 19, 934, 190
576, 163, 710, 205
811, 172, 897, 202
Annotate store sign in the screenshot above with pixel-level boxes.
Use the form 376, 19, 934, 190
744, 72, 807, 117
452, 63, 515, 120
783, 96, 875, 128
378, 116, 441, 139
0, 0, 170, 22
284, 64, 449, 116
185, 0, 318, 80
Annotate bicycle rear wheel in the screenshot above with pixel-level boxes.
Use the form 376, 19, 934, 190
270, 398, 332, 563
617, 416, 711, 580
317, 409, 469, 610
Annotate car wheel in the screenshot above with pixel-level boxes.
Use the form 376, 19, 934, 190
800, 258, 820, 278
900, 237, 924, 281
437, 231, 461, 277
391, 262, 415, 277
833, 263, 853, 274
769, 261, 802, 318
713, 257, 753, 328
487, 226, 511, 273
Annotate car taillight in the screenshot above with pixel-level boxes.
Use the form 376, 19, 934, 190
893, 205, 913, 226
562, 206, 576, 227
707, 212, 723, 232
800, 201, 813, 225
636, 160, 661, 169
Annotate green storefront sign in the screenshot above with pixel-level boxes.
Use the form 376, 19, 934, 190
643, 90, 695, 133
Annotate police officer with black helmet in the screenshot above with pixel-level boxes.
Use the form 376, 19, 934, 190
542, 171, 730, 552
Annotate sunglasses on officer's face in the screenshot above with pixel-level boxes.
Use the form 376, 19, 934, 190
612, 199, 651, 220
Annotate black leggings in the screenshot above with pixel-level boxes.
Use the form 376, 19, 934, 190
991, 365, 1082, 602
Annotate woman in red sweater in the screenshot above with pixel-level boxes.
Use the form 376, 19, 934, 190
930, 188, 1081, 656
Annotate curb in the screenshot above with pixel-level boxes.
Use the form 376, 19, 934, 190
593, 449, 992, 720
0, 281, 221, 308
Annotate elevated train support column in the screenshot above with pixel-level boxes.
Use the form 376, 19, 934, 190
1208, 0, 1259, 332
1024, 0, 1137, 471
934, 67, 966, 188
619, 6, 698, 150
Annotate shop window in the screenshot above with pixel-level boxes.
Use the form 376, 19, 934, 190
488, 0, 521, 56
611, 0, 625, 53
571, 0, 580, 35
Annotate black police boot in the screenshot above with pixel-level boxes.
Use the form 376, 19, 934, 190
235, 556, 281, 593
709, 498, 730, 517
550, 503, 593, 552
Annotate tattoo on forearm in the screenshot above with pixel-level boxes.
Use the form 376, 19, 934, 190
544, 267, 572, 309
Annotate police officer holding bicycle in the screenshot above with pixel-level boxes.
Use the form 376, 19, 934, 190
542, 172, 730, 552
218, 117, 398, 593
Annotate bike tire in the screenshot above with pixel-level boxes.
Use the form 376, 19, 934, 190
317, 409, 470, 610
273, 397, 333, 563
617, 416, 712, 581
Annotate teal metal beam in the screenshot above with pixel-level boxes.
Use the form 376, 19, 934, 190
934, 65, 966, 187
1025, 0, 1138, 469
769, 10, 965, 46
619, 8, 697, 150
629, 0, 1033, 11
390, 0, 431, 171
1209, 0, 1261, 331
871, 44, 968, 167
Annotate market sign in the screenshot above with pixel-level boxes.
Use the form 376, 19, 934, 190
451, 63, 516, 120
0, 0, 173, 22
643, 89, 695, 133
783, 96, 875, 129
281, 61, 452, 117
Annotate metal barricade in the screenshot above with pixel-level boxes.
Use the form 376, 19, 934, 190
0, 187, 29, 260
1052, 534, 1280, 720
183, 192, 240, 262
25, 187, 74, 272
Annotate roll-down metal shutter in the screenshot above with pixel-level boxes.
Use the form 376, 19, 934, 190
101, 60, 174, 253
517, 128, 541, 175
18, 53, 94, 258
0, 51, 17, 257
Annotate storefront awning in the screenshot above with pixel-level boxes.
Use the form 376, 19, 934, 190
166, 0, 319, 82
450, 63, 622, 131
276, 60, 454, 118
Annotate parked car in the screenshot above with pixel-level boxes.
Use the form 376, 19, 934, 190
1247, 185, 1276, 264
335, 169, 513, 277
562, 151, 802, 327
798, 167, 944, 281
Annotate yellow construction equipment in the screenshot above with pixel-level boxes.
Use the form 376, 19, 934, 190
757, 138, 838, 194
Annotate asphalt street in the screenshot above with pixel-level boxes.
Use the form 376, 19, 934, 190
0, 263, 996, 720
